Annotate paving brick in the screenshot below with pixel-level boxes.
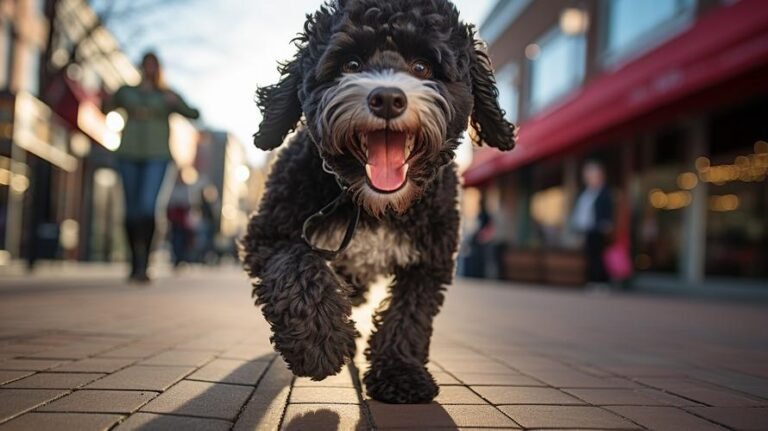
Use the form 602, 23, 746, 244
85, 365, 192, 391
295, 366, 354, 387
140, 349, 215, 367
37, 390, 156, 413
0, 389, 68, 423
233, 360, 293, 431
52, 358, 135, 373
565, 388, 699, 406
113, 413, 231, 431
282, 404, 367, 430
607, 406, 729, 431
431, 347, 489, 360
432, 370, 461, 385
474, 386, 585, 405
499, 405, 640, 429
140, 380, 252, 420
452, 372, 544, 386
432, 386, 486, 404
0, 359, 67, 372
0, 344, 46, 357
0, 371, 33, 385
220, 344, 276, 361
175, 333, 245, 351
368, 402, 519, 428
187, 358, 269, 386
686, 407, 768, 430
601, 365, 689, 377
290, 386, 359, 404
436, 359, 518, 374
689, 369, 768, 400
638, 378, 768, 407
499, 356, 571, 372
98, 344, 167, 359
4, 373, 103, 389
529, 369, 635, 388
24, 343, 116, 360
0, 412, 123, 431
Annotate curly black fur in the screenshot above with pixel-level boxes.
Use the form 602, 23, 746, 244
241, 0, 515, 403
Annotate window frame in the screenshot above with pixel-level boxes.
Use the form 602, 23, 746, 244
525, 25, 587, 116
599, 0, 697, 69
494, 62, 519, 123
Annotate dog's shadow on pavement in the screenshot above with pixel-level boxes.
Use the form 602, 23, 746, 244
282, 409, 345, 430
130, 353, 458, 430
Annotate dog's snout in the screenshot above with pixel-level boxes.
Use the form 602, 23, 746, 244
367, 87, 407, 119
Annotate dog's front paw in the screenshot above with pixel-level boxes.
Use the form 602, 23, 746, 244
275, 319, 357, 380
364, 361, 438, 404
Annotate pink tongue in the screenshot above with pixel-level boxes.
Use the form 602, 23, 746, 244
366, 130, 407, 192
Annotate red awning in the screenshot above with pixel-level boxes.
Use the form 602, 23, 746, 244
464, 0, 768, 187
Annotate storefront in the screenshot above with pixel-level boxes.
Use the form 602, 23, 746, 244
0, 91, 79, 263
464, 0, 768, 292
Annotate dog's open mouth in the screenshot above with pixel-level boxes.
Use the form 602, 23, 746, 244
360, 129, 414, 193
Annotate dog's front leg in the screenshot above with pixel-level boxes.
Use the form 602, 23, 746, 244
363, 262, 448, 403
246, 241, 357, 380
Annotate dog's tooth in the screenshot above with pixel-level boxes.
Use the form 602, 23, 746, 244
403, 163, 409, 176
365, 163, 373, 178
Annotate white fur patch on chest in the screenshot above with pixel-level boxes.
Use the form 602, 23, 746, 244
312, 224, 420, 275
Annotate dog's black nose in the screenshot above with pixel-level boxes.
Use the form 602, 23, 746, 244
367, 87, 407, 119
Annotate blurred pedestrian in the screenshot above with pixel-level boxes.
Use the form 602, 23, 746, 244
193, 185, 219, 264
167, 175, 193, 268
461, 206, 495, 278
105, 52, 200, 283
571, 160, 614, 285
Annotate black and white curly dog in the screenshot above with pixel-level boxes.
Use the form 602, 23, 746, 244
241, 0, 515, 404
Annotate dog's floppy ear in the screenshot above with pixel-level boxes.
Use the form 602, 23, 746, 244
253, 58, 303, 151
467, 28, 517, 151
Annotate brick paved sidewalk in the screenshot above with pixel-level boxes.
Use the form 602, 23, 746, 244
1, 266, 767, 430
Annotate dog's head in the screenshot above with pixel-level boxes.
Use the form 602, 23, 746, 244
254, 0, 516, 217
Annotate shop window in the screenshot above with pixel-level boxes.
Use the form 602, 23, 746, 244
529, 162, 566, 246
603, 0, 695, 64
527, 26, 586, 114
703, 101, 768, 280
633, 129, 687, 274
495, 63, 519, 123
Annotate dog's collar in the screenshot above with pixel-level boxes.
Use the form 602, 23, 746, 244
300, 161, 360, 261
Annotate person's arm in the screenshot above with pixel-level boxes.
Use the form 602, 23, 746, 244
165, 90, 200, 119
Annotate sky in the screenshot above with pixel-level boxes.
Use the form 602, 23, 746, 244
103, 0, 496, 165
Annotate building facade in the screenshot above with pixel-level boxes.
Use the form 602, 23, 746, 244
464, 0, 768, 294
0, 0, 201, 267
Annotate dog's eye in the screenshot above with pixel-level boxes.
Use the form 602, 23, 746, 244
342, 58, 362, 73
410, 60, 432, 79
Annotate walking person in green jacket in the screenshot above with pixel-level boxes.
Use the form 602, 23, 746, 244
105, 52, 200, 283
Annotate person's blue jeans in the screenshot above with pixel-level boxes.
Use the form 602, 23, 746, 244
117, 159, 169, 222
117, 159, 169, 278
